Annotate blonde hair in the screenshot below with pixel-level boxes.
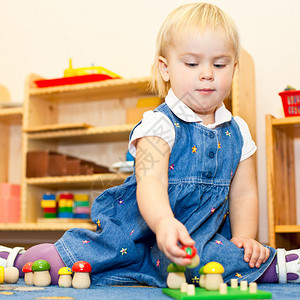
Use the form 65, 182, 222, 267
150, 3, 240, 98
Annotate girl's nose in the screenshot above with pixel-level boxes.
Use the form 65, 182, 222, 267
200, 67, 214, 81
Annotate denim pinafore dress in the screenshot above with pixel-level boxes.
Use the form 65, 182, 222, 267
55, 103, 276, 287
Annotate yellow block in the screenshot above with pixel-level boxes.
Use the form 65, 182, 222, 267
58, 199, 73, 207
74, 194, 89, 201
137, 97, 162, 107
41, 200, 56, 208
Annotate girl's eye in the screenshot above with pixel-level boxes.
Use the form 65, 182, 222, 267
185, 63, 198, 68
214, 64, 226, 69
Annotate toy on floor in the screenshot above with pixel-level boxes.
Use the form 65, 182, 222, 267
58, 267, 73, 288
22, 262, 34, 285
163, 279, 272, 299
202, 262, 224, 291
72, 261, 92, 289
0, 266, 19, 284
167, 263, 187, 289
32, 260, 51, 287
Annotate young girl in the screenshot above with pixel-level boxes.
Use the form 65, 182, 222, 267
1, 2, 299, 286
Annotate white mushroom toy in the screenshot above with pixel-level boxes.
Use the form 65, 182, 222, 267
4, 266, 19, 284
32, 259, 51, 287
203, 261, 224, 291
166, 263, 187, 289
58, 267, 73, 288
22, 262, 34, 285
72, 261, 92, 289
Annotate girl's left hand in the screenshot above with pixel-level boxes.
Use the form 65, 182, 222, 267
231, 236, 270, 268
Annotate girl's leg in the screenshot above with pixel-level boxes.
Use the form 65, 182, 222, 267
1, 244, 65, 285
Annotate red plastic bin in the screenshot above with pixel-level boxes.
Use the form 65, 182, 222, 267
279, 90, 300, 117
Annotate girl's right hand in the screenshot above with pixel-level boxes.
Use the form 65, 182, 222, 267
155, 216, 195, 265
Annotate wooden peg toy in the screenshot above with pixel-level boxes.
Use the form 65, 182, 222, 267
166, 263, 187, 289
72, 261, 92, 289
4, 267, 19, 284
249, 282, 257, 293
22, 262, 34, 285
203, 262, 224, 291
240, 280, 248, 291
32, 259, 51, 287
187, 284, 195, 296
181, 245, 200, 268
58, 267, 73, 288
219, 282, 227, 294
231, 278, 238, 288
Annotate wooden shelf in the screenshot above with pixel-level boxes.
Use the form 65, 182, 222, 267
28, 76, 152, 101
26, 124, 134, 143
266, 114, 300, 249
275, 225, 300, 233
0, 222, 96, 231
26, 173, 128, 189
0, 107, 23, 124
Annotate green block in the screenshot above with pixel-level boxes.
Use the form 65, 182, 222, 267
162, 287, 272, 299
58, 207, 73, 213
74, 201, 90, 207
43, 213, 57, 218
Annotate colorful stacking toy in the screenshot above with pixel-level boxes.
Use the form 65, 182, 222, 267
58, 193, 74, 218
41, 193, 57, 218
73, 194, 90, 219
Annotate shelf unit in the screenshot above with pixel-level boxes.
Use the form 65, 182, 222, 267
0, 48, 256, 244
266, 114, 300, 249
0, 106, 23, 183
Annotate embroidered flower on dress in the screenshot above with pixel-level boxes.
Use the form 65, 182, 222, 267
169, 164, 175, 170
120, 248, 128, 255
174, 122, 180, 128
82, 240, 90, 244
210, 207, 216, 214
215, 240, 223, 245
192, 146, 197, 153
235, 273, 242, 278
118, 199, 124, 205
225, 130, 231, 137
96, 219, 101, 227
192, 276, 199, 284
130, 229, 135, 236
218, 142, 221, 149
156, 259, 160, 267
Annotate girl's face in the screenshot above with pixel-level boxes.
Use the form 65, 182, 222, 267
159, 26, 237, 124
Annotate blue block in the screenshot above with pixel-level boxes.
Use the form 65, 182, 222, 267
43, 193, 56, 200
73, 213, 90, 219
58, 212, 73, 218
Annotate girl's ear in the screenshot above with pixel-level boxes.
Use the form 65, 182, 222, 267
232, 61, 238, 78
158, 56, 170, 82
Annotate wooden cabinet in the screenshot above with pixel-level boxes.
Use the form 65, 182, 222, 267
0, 107, 23, 184
0, 49, 256, 245
266, 115, 300, 249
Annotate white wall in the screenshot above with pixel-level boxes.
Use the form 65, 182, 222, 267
1, 0, 300, 244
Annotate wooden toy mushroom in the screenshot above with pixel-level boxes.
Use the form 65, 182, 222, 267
181, 246, 200, 269
58, 267, 73, 288
32, 259, 51, 287
22, 262, 34, 285
72, 261, 92, 289
199, 266, 206, 288
4, 267, 19, 284
203, 261, 224, 291
166, 263, 186, 289
0, 266, 4, 284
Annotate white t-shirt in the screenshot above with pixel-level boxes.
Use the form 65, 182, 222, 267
129, 89, 256, 162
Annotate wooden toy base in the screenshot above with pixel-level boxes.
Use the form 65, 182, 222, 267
162, 287, 272, 299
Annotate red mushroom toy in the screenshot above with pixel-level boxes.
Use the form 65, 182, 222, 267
22, 262, 34, 285
72, 261, 92, 289
181, 245, 200, 268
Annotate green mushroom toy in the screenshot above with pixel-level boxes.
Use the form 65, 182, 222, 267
166, 263, 187, 289
32, 259, 51, 287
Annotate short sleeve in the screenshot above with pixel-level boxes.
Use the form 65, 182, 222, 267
234, 116, 257, 161
128, 110, 175, 157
